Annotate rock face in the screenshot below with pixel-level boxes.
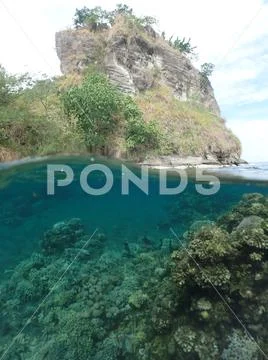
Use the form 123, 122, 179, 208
55, 25, 220, 116
55, 19, 242, 164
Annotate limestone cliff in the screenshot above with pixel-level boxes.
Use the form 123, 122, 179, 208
55, 18, 241, 165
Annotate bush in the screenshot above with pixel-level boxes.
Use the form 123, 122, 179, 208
62, 71, 161, 155
126, 116, 161, 152
123, 96, 161, 153
0, 108, 57, 155
0, 65, 30, 106
201, 63, 215, 78
73, 4, 157, 31
73, 6, 110, 30
169, 37, 197, 57
62, 72, 124, 149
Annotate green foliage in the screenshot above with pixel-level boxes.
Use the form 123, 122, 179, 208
0, 65, 30, 106
73, 4, 157, 30
169, 37, 197, 57
123, 95, 161, 152
201, 62, 215, 78
0, 80, 56, 156
62, 72, 161, 154
110, 3, 133, 20
126, 116, 161, 152
73, 6, 110, 30
133, 15, 157, 28
24, 77, 57, 114
0, 65, 13, 106
0, 66, 85, 158
0, 110, 52, 155
62, 72, 123, 148
135, 85, 241, 158
0, 64, 162, 159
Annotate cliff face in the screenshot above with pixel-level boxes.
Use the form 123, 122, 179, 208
56, 24, 220, 116
55, 20, 241, 165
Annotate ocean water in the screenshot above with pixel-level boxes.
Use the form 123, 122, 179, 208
0, 156, 268, 359
0, 157, 267, 272
206, 162, 268, 182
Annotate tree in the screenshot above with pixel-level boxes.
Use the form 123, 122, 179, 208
24, 77, 56, 116
62, 72, 123, 148
0, 65, 30, 106
73, 6, 109, 30
113, 3, 133, 17
139, 16, 157, 27
123, 96, 161, 152
73, 5, 157, 31
0, 65, 12, 106
62, 70, 161, 153
200, 63, 215, 78
169, 37, 197, 58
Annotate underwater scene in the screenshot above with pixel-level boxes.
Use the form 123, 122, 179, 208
1, 156, 268, 360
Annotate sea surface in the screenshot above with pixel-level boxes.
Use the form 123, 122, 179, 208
0, 157, 267, 273
0, 156, 268, 359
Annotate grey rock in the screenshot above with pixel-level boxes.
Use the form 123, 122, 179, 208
236, 216, 263, 230
55, 27, 220, 115
55, 23, 242, 164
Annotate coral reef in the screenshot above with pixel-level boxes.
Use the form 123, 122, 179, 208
1, 193, 268, 359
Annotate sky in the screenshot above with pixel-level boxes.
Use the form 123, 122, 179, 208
0, 0, 267, 162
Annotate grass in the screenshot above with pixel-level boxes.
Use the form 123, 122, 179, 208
0, 76, 87, 159
135, 85, 241, 157
0, 16, 241, 163
0, 79, 240, 162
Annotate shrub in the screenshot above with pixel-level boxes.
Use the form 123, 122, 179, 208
169, 37, 197, 57
126, 116, 161, 152
62, 72, 124, 149
73, 4, 157, 31
123, 96, 161, 152
73, 6, 110, 30
0, 106, 51, 155
62, 72, 161, 155
0, 65, 30, 106
201, 63, 215, 78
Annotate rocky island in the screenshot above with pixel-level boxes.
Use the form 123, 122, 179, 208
0, 6, 241, 166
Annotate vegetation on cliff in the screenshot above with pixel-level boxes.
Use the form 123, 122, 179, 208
0, 66, 85, 161
0, 5, 241, 163
62, 71, 161, 154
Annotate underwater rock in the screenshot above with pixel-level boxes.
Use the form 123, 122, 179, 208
189, 220, 215, 233
40, 218, 84, 254
236, 216, 263, 230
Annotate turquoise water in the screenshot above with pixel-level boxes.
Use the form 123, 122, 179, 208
1, 156, 268, 359
1, 157, 267, 273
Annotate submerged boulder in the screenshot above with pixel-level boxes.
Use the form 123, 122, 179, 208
40, 218, 84, 254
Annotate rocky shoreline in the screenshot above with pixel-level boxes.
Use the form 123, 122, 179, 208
139, 155, 247, 169
0, 153, 246, 170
